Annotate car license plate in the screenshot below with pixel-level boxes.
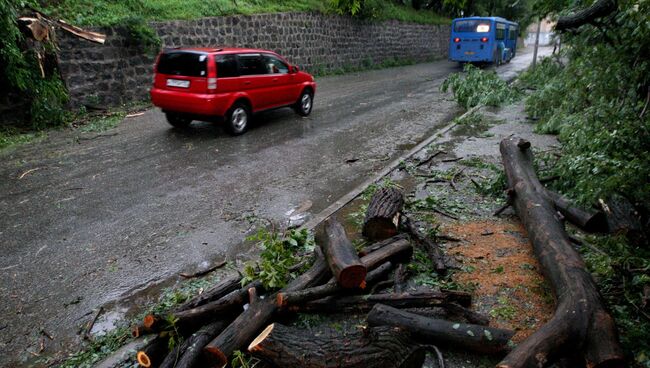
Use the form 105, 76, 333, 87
166, 79, 190, 88
464, 51, 475, 55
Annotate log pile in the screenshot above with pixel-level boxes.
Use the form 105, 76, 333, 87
125, 141, 625, 367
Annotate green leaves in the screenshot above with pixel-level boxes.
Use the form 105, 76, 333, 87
243, 228, 315, 289
441, 64, 521, 110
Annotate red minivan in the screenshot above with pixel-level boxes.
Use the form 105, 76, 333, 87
150, 47, 317, 135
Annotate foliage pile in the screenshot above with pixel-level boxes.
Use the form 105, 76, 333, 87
243, 228, 315, 289
1, 0, 69, 130
441, 64, 520, 109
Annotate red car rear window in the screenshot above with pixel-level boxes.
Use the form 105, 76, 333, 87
157, 51, 207, 77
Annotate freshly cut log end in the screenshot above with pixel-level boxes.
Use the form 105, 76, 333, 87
363, 187, 404, 241
136, 351, 152, 367
338, 264, 367, 288
143, 315, 157, 329
248, 324, 274, 353
203, 346, 228, 368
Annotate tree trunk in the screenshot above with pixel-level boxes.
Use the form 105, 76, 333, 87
249, 323, 425, 368
497, 136, 624, 368
358, 235, 413, 270
277, 261, 393, 308
544, 190, 607, 232
367, 304, 514, 355
555, 0, 617, 32
599, 194, 646, 247
203, 250, 332, 367
175, 275, 241, 312
401, 215, 446, 275
164, 320, 230, 368
142, 281, 261, 335
290, 290, 472, 313
319, 218, 367, 288
136, 334, 169, 368
359, 233, 409, 257
363, 187, 404, 241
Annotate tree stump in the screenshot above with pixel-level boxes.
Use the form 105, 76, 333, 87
363, 187, 404, 241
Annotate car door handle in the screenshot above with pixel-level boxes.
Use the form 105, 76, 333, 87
272, 78, 278, 82
243, 81, 251, 85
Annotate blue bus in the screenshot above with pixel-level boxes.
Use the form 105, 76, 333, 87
449, 17, 519, 65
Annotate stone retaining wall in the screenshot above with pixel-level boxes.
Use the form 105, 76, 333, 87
57, 12, 449, 106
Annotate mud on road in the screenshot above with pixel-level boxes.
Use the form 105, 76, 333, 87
0, 47, 549, 365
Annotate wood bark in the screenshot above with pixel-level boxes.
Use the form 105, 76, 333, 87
248, 323, 425, 368
363, 187, 404, 241
162, 320, 230, 368
555, 0, 617, 32
319, 218, 367, 288
359, 233, 409, 257
599, 195, 646, 247
498, 136, 624, 368
203, 250, 332, 367
394, 263, 407, 293
277, 261, 393, 308
290, 290, 472, 313
175, 275, 241, 312
358, 235, 413, 270
367, 304, 514, 355
545, 190, 607, 232
142, 281, 261, 335
401, 215, 446, 275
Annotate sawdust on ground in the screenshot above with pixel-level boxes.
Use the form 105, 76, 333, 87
444, 219, 555, 343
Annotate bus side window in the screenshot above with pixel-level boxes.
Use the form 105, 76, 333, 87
496, 24, 506, 40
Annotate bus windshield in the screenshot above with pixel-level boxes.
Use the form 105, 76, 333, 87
454, 20, 491, 33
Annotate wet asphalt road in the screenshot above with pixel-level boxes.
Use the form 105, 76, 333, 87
0, 47, 547, 365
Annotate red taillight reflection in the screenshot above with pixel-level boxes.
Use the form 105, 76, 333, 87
454, 37, 460, 43
481, 37, 488, 42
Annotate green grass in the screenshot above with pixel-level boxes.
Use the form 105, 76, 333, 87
0, 127, 45, 151
40, 0, 448, 27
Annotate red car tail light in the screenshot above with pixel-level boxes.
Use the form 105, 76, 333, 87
481, 37, 488, 42
207, 56, 217, 90
454, 37, 461, 43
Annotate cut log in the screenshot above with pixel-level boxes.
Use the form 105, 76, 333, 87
142, 281, 261, 335
363, 187, 404, 241
545, 190, 607, 232
599, 195, 646, 247
555, 0, 617, 32
136, 334, 169, 368
162, 320, 230, 368
290, 290, 472, 313
175, 275, 241, 311
359, 233, 409, 257
203, 250, 332, 367
442, 302, 490, 326
277, 261, 393, 308
394, 263, 407, 293
401, 215, 446, 275
498, 136, 624, 368
249, 323, 425, 368
358, 236, 413, 270
319, 218, 367, 288
367, 304, 514, 355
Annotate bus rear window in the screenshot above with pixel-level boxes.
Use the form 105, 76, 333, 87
454, 20, 491, 33
157, 52, 207, 77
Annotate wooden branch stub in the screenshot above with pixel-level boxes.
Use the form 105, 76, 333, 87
363, 187, 405, 241
320, 218, 367, 288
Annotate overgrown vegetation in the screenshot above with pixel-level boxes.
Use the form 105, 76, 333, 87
243, 228, 315, 289
58, 326, 133, 368
441, 64, 521, 109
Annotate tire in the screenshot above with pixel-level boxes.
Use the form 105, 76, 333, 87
294, 89, 313, 117
166, 113, 191, 129
226, 102, 250, 135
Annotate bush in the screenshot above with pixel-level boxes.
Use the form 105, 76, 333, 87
122, 16, 161, 55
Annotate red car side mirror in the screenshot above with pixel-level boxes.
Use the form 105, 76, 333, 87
291, 65, 300, 73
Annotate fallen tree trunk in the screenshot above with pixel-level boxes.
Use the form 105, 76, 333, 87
290, 290, 472, 313
277, 261, 393, 308
359, 233, 409, 257
136, 334, 169, 368
142, 281, 262, 335
544, 190, 607, 232
162, 320, 230, 368
248, 323, 425, 368
555, 0, 617, 32
176, 275, 241, 311
319, 218, 367, 288
367, 304, 514, 355
599, 195, 646, 247
363, 187, 404, 240
203, 250, 332, 367
401, 215, 446, 275
498, 136, 624, 368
